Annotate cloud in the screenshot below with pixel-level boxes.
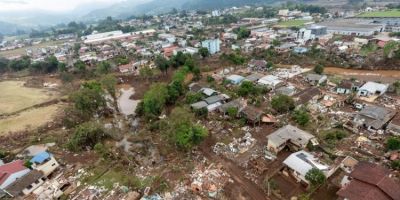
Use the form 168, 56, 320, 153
0, 0, 27, 4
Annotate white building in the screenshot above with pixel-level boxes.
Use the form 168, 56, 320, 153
357, 81, 388, 97
257, 75, 283, 89
201, 39, 221, 55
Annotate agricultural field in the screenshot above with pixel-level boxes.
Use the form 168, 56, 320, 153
0, 103, 63, 135
0, 81, 58, 114
357, 9, 400, 18
0, 39, 69, 58
276, 20, 311, 28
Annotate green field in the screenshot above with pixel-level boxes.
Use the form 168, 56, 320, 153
276, 20, 312, 28
358, 9, 400, 18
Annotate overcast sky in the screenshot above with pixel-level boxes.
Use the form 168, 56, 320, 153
0, 0, 125, 12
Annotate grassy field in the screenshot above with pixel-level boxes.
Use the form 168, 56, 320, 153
0, 104, 62, 135
358, 9, 400, 18
276, 20, 312, 28
0, 81, 57, 115
0, 39, 69, 58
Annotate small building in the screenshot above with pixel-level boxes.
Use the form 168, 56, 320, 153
30, 151, 59, 177
0, 160, 30, 189
266, 125, 316, 154
337, 80, 355, 94
226, 75, 245, 85
283, 150, 334, 185
293, 47, 308, 54
218, 99, 246, 115
200, 88, 218, 97
357, 81, 388, 97
257, 75, 283, 89
305, 74, 327, 86
190, 101, 208, 110
4, 170, 45, 197
204, 95, 226, 105
244, 73, 263, 82
188, 83, 204, 93
240, 106, 263, 125
293, 87, 322, 106
353, 105, 396, 130
337, 161, 400, 200
276, 85, 296, 96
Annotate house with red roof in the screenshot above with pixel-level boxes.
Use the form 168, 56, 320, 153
337, 161, 400, 200
0, 160, 31, 189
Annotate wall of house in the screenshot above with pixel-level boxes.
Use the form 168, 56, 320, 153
33, 157, 59, 177
0, 169, 30, 189
22, 178, 44, 196
337, 88, 350, 94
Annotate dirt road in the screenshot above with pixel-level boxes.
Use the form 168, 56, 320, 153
199, 136, 269, 200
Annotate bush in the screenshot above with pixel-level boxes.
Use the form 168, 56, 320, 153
313, 64, 324, 74
68, 122, 109, 151
206, 75, 215, 83
185, 92, 203, 104
305, 168, 326, 186
271, 94, 295, 113
194, 107, 208, 118
237, 81, 260, 97
391, 160, 400, 170
387, 137, 400, 151
323, 129, 348, 144
292, 108, 310, 126
227, 107, 238, 118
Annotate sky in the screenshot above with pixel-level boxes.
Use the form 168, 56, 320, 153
0, 0, 125, 12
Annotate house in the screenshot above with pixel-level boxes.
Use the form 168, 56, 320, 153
358, 81, 389, 97
387, 113, 400, 135
293, 87, 322, 106
218, 99, 246, 115
337, 80, 355, 94
30, 151, 59, 177
282, 150, 335, 185
353, 105, 396, 130
188, 83, 204, 93
293, 47, 308, 54
244, 73, 263, 82
201, 39, 221, 55
257, 75, 283, 89
0, 160, 30, 189
276, 85, 296, 96
190, 101, 208, 110
337, 161, 400, 200
226, 75, 245, 85
305, 74, 327, 86
240, 106, 263, 125
4, 170, 45, 197
266, 125, 316, 154
248, 59, 268, 72
200, 88, 218, 97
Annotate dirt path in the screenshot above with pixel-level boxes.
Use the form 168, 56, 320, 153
199, 136, 269, 200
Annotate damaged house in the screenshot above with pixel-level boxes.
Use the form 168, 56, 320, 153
357, 81, 389, 97
387, 113, 400, 136
353, 105, 396, 130
293, 87, 322, 106
266, 125, 317, 154
305, 73, 327, 86
4, 170, 45, 198
240, 106, 263, 125
282, 150, 336, 185
337, 161, 400, 200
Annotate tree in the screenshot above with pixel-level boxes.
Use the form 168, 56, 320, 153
67, 122, 109, 151
237, 81, 259, 97
58, 62, 67, 72
292, 108, 310, 126
305, 168, 326, 186
393, 81, 400, 95
199, 47, 210, 58
96, 61, 111, 74
101, 74, 118, 110
141, 83, 169, 118
272, 39, 281, 47
227, 107, 238, 118
185, 92, 203, 104
169, 107, 208, 150
155, 55, 170, 74
70, 85, 106, 118
7, 56, 31, 71
0, 57, 9, 73
234, 27, 251, 39
74, 60, 86, 73
313, 64, 324, 75
139, 66, 154, 81
271, 94, 295, 113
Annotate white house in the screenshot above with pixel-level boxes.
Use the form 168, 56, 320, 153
30, 151, 59, 177
357, 81, 388, 97
0, 160, 31, 189
201, 39, 221, 55
257, 75, 283, 89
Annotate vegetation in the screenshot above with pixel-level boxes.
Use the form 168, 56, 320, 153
358, 9, 400, 18
199, 47, 210, 58
227, 107, 238, 118
233, 27, 251, 39
277, 20, 311, 28
292, 108, 310, 126
237, 81, 263, 97
155, 55, 170, 74
386, 137, 400, 151
271, 94, 295, 113
220, 52, 246, 65
138, 83, 169, 119
305, 168, 326, 187
185, 92, 204, 104
391, 160, 400, 170
70, 81, 107, 119
168, 107, 208, 150
67, 122, 109, 151
393, 81, 400, 95
323, 129, 348, 145
313, 64, 324, 75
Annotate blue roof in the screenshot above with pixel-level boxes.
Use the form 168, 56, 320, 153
30, 151, 52, 164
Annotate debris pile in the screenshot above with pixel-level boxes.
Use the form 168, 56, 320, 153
213, 132, 256, 158
189, 163, 231, 198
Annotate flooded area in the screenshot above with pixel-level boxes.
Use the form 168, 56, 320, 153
117, 86, 140, 117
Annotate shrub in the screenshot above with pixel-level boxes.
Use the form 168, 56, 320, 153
305, 168, 326, 186
292, 108, 310, 126
68, 122, 109, 151
271, 94, 295, 113
227, 107, 238, 118
387, 137, 400, 151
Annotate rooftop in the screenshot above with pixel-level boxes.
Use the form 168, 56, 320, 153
267, 125, 315, 147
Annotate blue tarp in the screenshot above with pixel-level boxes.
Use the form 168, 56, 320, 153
30, 151, 51, 164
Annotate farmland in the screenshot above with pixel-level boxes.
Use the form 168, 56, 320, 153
0, 39, 70, 58
0, 103, 63, 135
276, 20, 311, 28
0, 81, 58, 114
357, 9, 400, 18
